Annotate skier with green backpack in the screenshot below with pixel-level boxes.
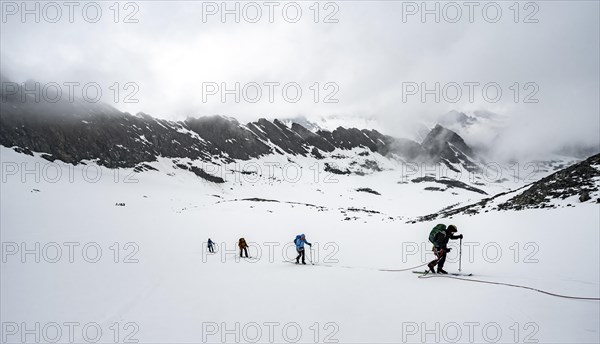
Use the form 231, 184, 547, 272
427, 224, 463, 274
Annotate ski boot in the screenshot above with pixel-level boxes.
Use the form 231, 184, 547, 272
437, 268, 448, 274
427, 262, 436, 274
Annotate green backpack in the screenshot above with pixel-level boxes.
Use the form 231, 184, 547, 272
428, 224, 447, 246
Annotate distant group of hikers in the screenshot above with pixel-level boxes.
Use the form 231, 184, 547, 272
206, 234, 313, 264
206, 226, 462, 273
206, 237, 254, 258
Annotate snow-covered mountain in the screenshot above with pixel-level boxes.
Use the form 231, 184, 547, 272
1, 79, 480, 177
2, 76, 591, 200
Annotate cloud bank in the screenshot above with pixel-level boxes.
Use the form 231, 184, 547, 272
1, 1, 598, 158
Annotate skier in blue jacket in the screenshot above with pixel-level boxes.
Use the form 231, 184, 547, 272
294, 234, 312, 264
207, 238, 215, 253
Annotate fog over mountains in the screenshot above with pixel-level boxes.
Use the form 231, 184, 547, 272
0, 75, 482, 172
2, 75, 597, 176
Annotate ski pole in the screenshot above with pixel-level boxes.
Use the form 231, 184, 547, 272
459, 237, 462, 272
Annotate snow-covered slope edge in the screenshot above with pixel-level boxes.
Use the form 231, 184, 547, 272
1, 146, 599, 343
413, 153, 600, 222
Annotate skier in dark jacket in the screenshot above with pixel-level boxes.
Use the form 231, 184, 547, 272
294, 234, 312, 264
238, 238, 249, 258
207, 238, 215, 253
428, 224, 463, 274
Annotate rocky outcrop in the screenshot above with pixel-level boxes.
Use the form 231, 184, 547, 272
497, 153, 600, 210
413, 153, 600, 222
411, 176, 487, 195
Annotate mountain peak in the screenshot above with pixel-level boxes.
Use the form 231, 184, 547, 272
423, 125, 473, 154
421, 124, 477, 170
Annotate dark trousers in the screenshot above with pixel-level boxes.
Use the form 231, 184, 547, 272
240, 247, 248, 257
429, 247, 447, 269
208, 245, 214, 253
296, 248, 305, 263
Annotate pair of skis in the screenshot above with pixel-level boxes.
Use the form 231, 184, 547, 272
286, 248, 316, 265
284, 260, 316, 266
412, 270, 473, 277
413, 238, 471, 276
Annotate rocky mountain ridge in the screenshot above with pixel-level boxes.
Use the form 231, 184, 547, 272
1, 78, 478, 173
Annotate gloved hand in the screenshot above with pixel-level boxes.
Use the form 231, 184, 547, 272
458, 234, 464, 239
308, 243, 312, 246
446, 247, 452, 252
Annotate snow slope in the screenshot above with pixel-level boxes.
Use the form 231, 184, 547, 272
1, 147, 599, 343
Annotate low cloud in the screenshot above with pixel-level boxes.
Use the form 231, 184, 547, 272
1, 1, 598, 159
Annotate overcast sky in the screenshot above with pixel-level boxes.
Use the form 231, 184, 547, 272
1, 1, 599, 157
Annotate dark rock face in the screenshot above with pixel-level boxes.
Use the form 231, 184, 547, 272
186, 116, 271, 160
421, 124, 478, 171
1, 77, 479, 173
189, 165, 225, 183
324, 163, 351, 175
247, 118, 309, 156
579, 191, 591, 202
0, 104, 211, 168
330, 127, 378, 151
384, 138, 427, 161
290, 123, 335, 153
356, 187, 381, 195
133, 163, 158, 173
411, 176, 487, 195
